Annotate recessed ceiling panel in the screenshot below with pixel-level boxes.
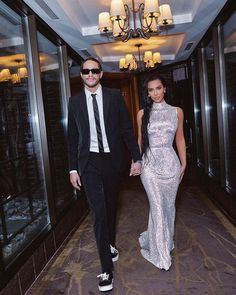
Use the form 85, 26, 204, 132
92, 33, 185, 62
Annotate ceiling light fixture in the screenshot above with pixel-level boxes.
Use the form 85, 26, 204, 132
119, 43, 162, 71
98, 0, 173, 42
0, 59, 28, 84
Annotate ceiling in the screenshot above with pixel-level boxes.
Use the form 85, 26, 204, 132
22, 0, 227, 72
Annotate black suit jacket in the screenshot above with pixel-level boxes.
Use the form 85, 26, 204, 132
67, 87, 141, 175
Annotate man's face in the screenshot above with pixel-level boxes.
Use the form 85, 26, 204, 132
80, 60, 103, 90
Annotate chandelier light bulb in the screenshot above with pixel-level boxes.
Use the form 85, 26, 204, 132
149, 60, 155, 68
144, 0, 160, 18
125, 54, 134, 64
158, 4, 173, 25
143, 51, 153, 62
113, 19, 125, 37
18, 67, 28, 78
11, 73, 21, 84
98, 12, 112, 32
110, 0, 126, 21
0, 69, 11, 80
119, 58, 127, 69
146, 16, 158, 32
130, 59, 138, 70
153, 52, 162, 63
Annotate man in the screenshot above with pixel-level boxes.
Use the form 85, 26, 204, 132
68, 57, 141, 292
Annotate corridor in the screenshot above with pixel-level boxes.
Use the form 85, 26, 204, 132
26, 170, 236, 295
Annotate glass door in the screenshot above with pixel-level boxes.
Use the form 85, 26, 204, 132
0, 1, 49, 266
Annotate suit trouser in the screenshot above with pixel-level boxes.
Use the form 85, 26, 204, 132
81, 152, 120, 273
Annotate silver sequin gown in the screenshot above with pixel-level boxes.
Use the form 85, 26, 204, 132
139, 100, 181, 270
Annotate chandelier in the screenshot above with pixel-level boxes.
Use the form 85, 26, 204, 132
119, 43, 162, 71
98, 0, 173, 42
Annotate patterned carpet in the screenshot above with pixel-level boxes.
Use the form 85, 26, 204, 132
26, 178, 236, 295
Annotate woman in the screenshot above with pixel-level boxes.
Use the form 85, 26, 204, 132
137, 74, 186, 270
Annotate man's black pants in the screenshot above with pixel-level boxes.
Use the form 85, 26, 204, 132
81, 152, 120, 273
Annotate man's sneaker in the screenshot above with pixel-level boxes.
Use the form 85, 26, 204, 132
97, 272, 113, 292
110, 245, 119, 262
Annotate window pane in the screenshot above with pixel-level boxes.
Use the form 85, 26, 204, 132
223, 11, 236, 193
205, 41, 220, 179
37, 33, 74, 212
0, 2, 49, 264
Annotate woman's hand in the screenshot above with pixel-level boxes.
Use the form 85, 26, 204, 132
179, 165, 186, 183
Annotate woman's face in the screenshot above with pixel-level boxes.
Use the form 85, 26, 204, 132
147, 79, 165, 103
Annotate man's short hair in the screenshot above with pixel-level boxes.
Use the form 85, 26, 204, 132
81, 57, 102, 71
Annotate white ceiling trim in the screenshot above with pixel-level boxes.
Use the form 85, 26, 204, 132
0, 37, 24, 48
102, 54, 176, 62
82, 25, 99, 36
41, 63, 59, 72
224, 46, 236, 54
173, 13, 192, 24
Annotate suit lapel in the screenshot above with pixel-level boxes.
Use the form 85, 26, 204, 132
78, 90, 90, 129
102, 87, 110, 123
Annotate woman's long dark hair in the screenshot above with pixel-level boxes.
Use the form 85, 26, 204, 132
141, 74, 166, 154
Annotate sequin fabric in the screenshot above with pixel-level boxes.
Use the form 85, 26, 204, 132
139, 100, 181, 270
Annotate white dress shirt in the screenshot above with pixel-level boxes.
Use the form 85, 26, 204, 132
85, 85, 110, 153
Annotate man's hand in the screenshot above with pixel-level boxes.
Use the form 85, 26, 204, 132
70, 172, 82, 190
129, 161, 142, 176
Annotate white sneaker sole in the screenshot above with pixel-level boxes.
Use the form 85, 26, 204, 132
112, 253, 119, 262
98, 279, 113, 292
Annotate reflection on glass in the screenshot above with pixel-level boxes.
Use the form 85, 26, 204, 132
68, 57, 81, 96
223, 11, 236, 193
193, 58, 205, 167
37, 32, 74, 212
0, 1, 49, 264
205, 41, 220, 179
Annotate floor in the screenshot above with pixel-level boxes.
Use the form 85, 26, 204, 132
26, 176, 236, 295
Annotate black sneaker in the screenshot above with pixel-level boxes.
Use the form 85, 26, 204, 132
110, 245, 119, 262
97, 272, 113, 292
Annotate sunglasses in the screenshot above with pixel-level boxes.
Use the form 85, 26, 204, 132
81, 68, 101, 75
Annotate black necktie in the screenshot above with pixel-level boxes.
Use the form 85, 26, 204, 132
91, 93, 104, 153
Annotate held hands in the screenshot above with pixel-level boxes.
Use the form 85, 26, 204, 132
70, 172, 82, 190
129, 161, 142, 176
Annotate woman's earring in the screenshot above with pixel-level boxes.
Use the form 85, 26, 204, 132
164, 89, 166, 93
